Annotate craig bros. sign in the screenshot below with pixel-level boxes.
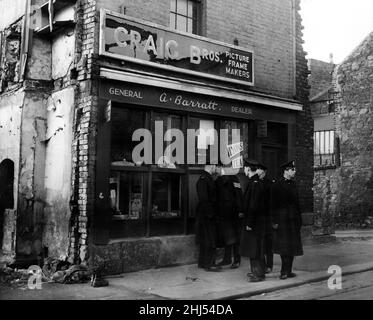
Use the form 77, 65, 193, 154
99, 9, 254, 86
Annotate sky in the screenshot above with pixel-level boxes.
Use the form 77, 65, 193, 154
300, 0, 373, 64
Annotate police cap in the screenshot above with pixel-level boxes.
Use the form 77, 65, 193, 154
280, 160, 296, 171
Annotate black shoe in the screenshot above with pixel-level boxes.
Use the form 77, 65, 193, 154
279, 274, 288, 280
246, 272, 253, 278
287, 272, 297, 278
205, 265, 222, 272
265, 267, 273, 274
230, 261, 240, 269
248, 276, 265, 283
216, 260, 231, 267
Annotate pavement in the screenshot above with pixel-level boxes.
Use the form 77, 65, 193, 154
1, 230, 373, 300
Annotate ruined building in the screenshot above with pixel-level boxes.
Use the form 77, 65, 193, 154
1, 0, 315, 273
310, 32, 373, 232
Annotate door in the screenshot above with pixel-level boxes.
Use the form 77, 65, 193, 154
261, 146, 281, 180
0, 159, 14, 250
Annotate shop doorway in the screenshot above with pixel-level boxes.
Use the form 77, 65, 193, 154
0, 159, 14, 250
262, 146, 287, 180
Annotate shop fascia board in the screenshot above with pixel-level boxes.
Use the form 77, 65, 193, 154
100, 68, 303, 112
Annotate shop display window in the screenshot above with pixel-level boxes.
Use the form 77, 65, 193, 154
111, 107, 146, 166
106, 103, 258, 239
110, 172, 144, 221
151, 173, 181, 219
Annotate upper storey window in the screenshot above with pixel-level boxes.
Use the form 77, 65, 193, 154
170, 0, 200, 34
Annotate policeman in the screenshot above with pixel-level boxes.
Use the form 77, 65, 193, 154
215, 165, 244, 269
257, 163, 274, 274
271, 160, 303, 280
240, 159, 266, 282
196, 164, 221, 272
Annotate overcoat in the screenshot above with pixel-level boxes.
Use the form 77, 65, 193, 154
196, 171, 218, 249
215, 175, 243, 247
239, 174, 266, 258
270, 178, 303, 256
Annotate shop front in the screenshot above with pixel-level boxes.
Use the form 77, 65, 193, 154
90, 10, 302, 274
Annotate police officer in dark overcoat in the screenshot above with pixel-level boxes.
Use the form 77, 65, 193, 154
240, 159, 266, 282
215, 166, 244, 269
257, 164, 274, 274
196, 164, 221, 272
271, 160, 303, 280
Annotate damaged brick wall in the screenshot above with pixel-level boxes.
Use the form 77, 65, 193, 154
293, 0, 313, 222
0, 19, 23, 92
68, 0, 98, 264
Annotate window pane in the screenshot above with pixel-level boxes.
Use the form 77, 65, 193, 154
176, 15, 187, 32
170, 13, 176, 29
152, 173, 181, 218
187, 0, 195, 18
111, 107, 145, 165
325, 131, 330, 154
110, 172, 144, 219
320, 131, 325, 154
170, 0, 176, 12
150, 173, 184, 236
187, 18, 193, 33
177, 0, 187, 15
109, 172, 146, 238
330, 131, 335, 153
153, 113, 182, 165
315, 132, 320, 154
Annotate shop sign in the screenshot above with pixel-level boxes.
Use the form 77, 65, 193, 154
100, 80, 256, 120
100, 9, 254, 86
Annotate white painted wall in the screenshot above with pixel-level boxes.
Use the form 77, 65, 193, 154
0, 90, 25, 209
43, 87, 74, 259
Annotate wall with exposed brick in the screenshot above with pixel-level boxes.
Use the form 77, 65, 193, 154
332, 32, 373, 228
67, 0, 99, 264
293, 0, 313, 220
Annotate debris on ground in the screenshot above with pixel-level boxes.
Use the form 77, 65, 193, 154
186, 276, 199, 282
0, 259, 111, 289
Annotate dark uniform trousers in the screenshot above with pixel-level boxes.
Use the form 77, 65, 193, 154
280, 255, 294, 276
250, 235, 266, 279
222, 242, 241, 264
264, 232, 274, 269
199, 244, 217, 268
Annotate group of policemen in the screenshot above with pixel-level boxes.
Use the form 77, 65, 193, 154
196, 159, 303, 282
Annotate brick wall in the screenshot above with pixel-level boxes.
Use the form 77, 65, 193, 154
206, 0, 295, 98
68, 0, 99, 264
293, 0, 313, 216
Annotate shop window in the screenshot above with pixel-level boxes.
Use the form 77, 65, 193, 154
188, 117, 218, 165
153, 112, 183, 167
170, 0, 201, 34
150, 172, 185, 236
220, 120, 250, 165
111, 107, 146, 166
314, 130, 337, 167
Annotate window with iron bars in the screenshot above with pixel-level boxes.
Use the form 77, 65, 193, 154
314, 130, 338, 168
170, 0, 201, 34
